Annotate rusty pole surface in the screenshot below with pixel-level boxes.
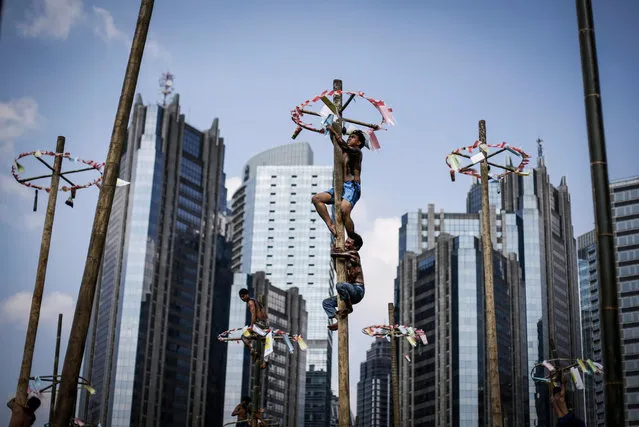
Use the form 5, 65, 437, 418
51, 1, 155, 425
479, 120, 503, 427
331, 79, 351, 427
12, 136, 65, 414
388, 303, 400, 427
576, 1, 625, 425
48, 313, 63, 423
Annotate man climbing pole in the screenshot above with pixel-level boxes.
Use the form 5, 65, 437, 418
232, 396, 251, 427
322, 237, 365, 331
7, 395, 40, 427
239, 289, 269, 368
311, 127, 366, 247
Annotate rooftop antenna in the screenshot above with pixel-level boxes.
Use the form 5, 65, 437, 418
537, 137, 544, 159
159, 72, 175, 107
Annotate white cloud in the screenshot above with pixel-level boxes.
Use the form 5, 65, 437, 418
92, 6, 127, 43
1, 291, 75, 331
226, 176, 242, 202
0, 97, 40, 142
327, 199, 401, 404
92, 6, 170, 60
17, 0, 84, 40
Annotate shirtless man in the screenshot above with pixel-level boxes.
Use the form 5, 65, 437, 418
231, 396, 251, 427
311, 126, 365, 247
239, 288, 268, 362
322, 237, 365, 331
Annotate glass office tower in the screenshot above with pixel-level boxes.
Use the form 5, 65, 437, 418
80, 94, 228, 426
229, 142, 334, 426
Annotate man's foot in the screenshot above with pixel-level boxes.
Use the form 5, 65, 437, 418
260, 361, 269, 369
327, 322, 338, 331
336, 299, 353, 318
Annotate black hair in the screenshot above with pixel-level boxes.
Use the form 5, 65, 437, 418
239, 288, 249, 296
351, 130, 366, 149
27, 396, 41, 411
242, 396, 251, 403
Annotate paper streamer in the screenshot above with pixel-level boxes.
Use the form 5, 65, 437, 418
570, 367, 585, 390
404, 354, 411, 363
264, 332, 274, 358
283, 334, 294, 353
295, 336, 308, 351
251, 324, 267, 337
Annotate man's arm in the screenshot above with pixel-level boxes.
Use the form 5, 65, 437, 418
327, 126, 356, 153
232, 404, 241, 416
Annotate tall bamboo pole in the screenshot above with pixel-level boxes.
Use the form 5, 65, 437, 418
331, 79, 351, 427
575, 1, 625, 425
11, 136, 65, 421
52, 2, 154, 425
479, 120, 502, 426
48, 313, 63, 423
388, 303, 399, 427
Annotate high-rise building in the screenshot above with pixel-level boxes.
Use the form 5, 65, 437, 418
80, 94, 228, 426
230, 142, 334, 426
205, 211, 234, 427
222, 272, 307, 427
577, 230, 603, 426
396, 156, 583, 426
396, 228, 524, 426
357, 340, 393, 427
501, 161, 584, 425
578, 175, 639, 425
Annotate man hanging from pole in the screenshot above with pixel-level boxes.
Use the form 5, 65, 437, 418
322, 237, 365, 331
238, 289, 269, 369
311, 127, 365, 247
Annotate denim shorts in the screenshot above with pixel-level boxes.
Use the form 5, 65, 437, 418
324, 181, 361, 207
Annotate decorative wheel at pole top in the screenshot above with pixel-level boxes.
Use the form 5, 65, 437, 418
445, 140, 531, 182
290, 89, 396, 150
530, 358, 603, 389
217, 325, 308, 352
11, 150, 129, 209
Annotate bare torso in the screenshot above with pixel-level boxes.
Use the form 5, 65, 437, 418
343, 150, 362, 183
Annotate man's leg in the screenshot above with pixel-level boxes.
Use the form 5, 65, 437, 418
335, 283, 354, 317
312, 192, 336, 236
241, 336, 252, 351
341, 183, 363, 246
323, 296, 339, 330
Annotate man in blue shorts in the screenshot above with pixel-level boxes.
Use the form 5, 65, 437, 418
312, 127, 365, 247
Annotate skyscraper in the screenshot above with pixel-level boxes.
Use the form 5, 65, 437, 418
222, 272, 307, 427
396, 155, 583, 426
229, 142, 334, 426
578, 175, 639, 425
577, 230, 603, 426
357, 340, 393, 427
80, 94, 228, 426
501, 160, 584, 425
396, 223, 525, 426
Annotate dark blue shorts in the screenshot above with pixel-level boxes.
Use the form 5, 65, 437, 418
325, 181, 361, 207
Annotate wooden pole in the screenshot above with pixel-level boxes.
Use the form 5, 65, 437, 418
388, 303, 400, 427
51, 1, 154, 425
49, 313, 63, 423
251, 295, 265, 427
576, 1, 625, 425
331, 79, 351, 427
11, 136, 65, 418
479, 120, 503, 426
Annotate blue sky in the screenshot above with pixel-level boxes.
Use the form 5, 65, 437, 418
0, 0, 637, 423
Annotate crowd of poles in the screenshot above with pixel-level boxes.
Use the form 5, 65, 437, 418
7, 0, 626, 426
